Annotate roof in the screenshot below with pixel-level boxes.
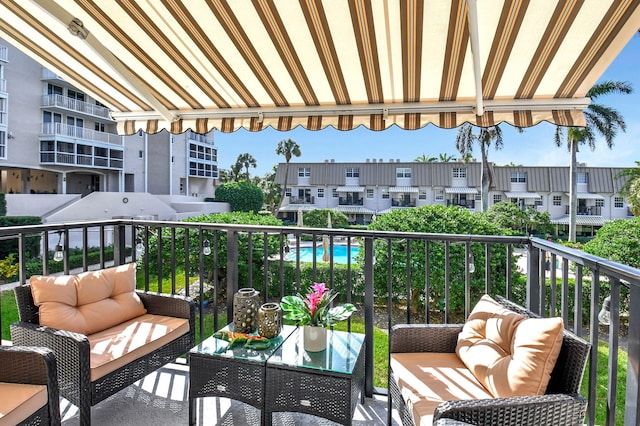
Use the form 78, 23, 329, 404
1, 1, 639, 135
552, 215, 606, 226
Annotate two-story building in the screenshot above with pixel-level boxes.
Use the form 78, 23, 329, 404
275, 160, 634, 235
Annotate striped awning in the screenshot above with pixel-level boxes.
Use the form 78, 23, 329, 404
333, 206, 375, 215
278, 204, 316, 212
445, 187, 478, 194
389, 186, 420, 193
552, 215, 605, 226
568, 192, 605, 200
1, 1, 638, 135
505, 191, 541, 199
336, 186, 365, 193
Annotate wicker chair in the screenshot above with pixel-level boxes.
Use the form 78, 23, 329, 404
11, 286, 196, 426
0, 345, 60, 425
388, 296, 590, 426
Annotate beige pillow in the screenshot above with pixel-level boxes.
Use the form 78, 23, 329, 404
456, 295, 564, 398
30, 263, 146, 335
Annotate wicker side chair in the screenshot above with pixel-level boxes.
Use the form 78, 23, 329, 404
388, 295, 591, 426
11, 286, 196, 426
0, 345, 60, 425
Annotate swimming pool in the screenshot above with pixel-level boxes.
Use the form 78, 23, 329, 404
285, 245, 360, 264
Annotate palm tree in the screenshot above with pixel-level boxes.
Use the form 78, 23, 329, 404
414, 153, 436, 162
275, 138, 301, 211
236, 153, 257, 180
455, 124, 508, 212
438, 153, 456, 162
554, 80, 632, 241
229, 162, 244, 182
617, 161, 640, 216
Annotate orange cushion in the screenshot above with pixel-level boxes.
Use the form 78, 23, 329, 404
390, 353, 493, 426
88, 314, 189, 381
456, 295, 564, 398
30, 263, 146, 335
0, 382, 48, 426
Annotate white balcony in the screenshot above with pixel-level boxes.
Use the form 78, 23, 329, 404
41, 122, 122, 146
0, 45, 7, 62
41, 94, 112, 120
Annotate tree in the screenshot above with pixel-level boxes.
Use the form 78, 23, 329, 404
275, 139, 301, 211
214, 181, 263, 212
584, 217, 640, 268
302, 209, 348, 228
617, 161, 640, 216
554, 80, 632, 242
258, 166, 281, 213
236, 153, 257, 180
438, 153, 456, 162
228, 162, 244, 182
414, 153, 436, 162
484, 202, 552, 235
455, 124, 514, 212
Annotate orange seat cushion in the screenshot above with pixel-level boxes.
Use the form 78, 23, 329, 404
456, 295, 564, 398
30, 263, 147, 335
391, 352, 493, 426
0, 382, 48, 426
88, 313, 189, 381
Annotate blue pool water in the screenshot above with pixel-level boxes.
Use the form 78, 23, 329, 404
285, 245, 360, 264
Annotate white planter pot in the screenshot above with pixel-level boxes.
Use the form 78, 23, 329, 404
303, 326, 327, 352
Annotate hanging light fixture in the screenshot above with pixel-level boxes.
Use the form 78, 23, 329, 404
53, 232, 64, 262
468, 253, 475, 274
135, 235, 145, 257
202, 239, 211, 256
598, 296, 611, 325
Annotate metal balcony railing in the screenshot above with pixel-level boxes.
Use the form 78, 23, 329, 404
391, 198, 416, 207
565, 205, 603, 216
0, 219, 637, 425
446, 199, 475, 209
40, 122, 122, 146
41, 94, 112, 120
338, 197, 363, 206
0, 45, 7, 62
289, 196, 314, 204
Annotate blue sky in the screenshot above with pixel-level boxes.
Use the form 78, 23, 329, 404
216, 35, 640, 178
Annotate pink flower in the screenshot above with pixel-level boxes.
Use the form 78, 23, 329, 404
305, 282, 328, 315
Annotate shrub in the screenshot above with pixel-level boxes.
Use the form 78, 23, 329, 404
301, 209, 348, 228
0, 216, 42, 259
584, 217, 640, 269
214, 181, 263, 212
0, 193, 6, 216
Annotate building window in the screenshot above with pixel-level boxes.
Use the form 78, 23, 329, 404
452, 167, 467, 178
47, 84, 63, 96
94, 122, 105, 132
553, 195, 562, 206
396, 168, 411, 178
332, 188, 338, 198
475, 193, 482, 201
577, 173, 588, 184
435, 190, 444, 201
366, 188, 374, 199
614, 197, 624, 208
595, 199, 604, 207
493, 194, 502, 204
285, 187, 291, 197
510, 172, 526, 183
419, 189, 427, 200
317, 188, 324, 198
345, 167, 359, 177
298, 167, 310, 177
381, 190, 389, 199
0, 131, 6, 159
535, 198, 543, 206
138, 150, 143, 159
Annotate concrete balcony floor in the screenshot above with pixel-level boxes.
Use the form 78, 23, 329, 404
59, 361, 401, 425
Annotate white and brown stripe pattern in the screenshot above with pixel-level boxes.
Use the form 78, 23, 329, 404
0, 0, 638, 134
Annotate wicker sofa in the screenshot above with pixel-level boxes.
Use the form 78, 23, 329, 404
0, 346, 60, 426
388, 295, 590, 426
11, 263, 196, 426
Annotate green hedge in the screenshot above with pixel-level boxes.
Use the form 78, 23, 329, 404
0, 217, 42, 259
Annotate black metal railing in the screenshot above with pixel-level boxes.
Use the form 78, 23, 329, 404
565, 205, 603, 215
0, 219, 638, 425
338, 197, 363, 205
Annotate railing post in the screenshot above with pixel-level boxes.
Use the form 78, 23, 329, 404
226, 230, 239, 322
364, 237, 374, 398
526, 242, 540, 315
113, 224, 127, 266
625, 284, 640, 426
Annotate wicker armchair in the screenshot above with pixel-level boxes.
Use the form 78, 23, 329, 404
0, 345, 60, 425
388, 296, 590, 426
11, 286, 195, 426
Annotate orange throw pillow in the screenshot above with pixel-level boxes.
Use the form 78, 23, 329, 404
456, 295, 564, 398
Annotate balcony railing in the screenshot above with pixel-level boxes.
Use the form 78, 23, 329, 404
338, 197, 363, 205
41, 94, 112, 120
289, 196, 314, 204
41, 122, 122, 145
565, 205, 603, 215
447, 199, 475, 209
0, 219, 638, 425
0, 78, 6, 93
391, 198, 416, 207
0, 45, 7, 62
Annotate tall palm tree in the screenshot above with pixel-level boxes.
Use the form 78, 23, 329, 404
236, 153, 257, 180
554, 80, 632, 242
275, 138, 301, 211
455, 124, 507, 212
617, 161, 640, 216
414, 153, 436, 162
229, 162, 244, 182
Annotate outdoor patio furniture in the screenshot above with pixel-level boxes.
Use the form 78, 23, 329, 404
0, 345, 60, 426
388, 295, 590, 426
10, 263, 196, 426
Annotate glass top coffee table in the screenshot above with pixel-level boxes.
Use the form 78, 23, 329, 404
188, 323, 296, 426
264, 327, 365, 425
